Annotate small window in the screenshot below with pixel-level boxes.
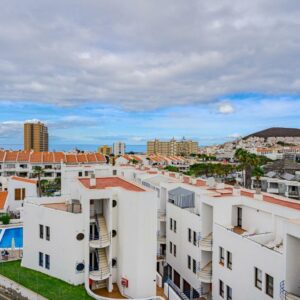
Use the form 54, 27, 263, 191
76, 263, 84, 272
113, 170, 117, 175
255, 267, 262, 290
226, 286, 232, 300
84, 171, 89, 176
112, 230, 117, 237
46, 226, 50, 241
219, 280, 224, 298
192, 259, 196, 274
39, 252, 43, 267
174, 220, 177, 233
219, 247, 224, 265
14, 188, 21, 201
78, 172, 82, 177
266, 274, 273, 298
188, 228, 192, 242
76, 233, 84, 241
112, 200, 117, 207
39, 225, 44, 239
193, 231, 197, 246
169, 242, 173, 254
45, 254, 50, 270
170, 218, 173, 231
227, 251, 232, 270
112, 258, 117, 267
187, 255, 191, 269
174, 244, 177, 257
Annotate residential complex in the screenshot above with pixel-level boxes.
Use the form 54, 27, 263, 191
147, 138, 198, 156
113, 142, 126, 156
24, 121, 49, 152
98, 145, 112, 156
0, 150, 106, 179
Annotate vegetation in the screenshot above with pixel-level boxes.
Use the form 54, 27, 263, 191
40, 178, 61, 196
0, 261, 92, 300
186, 163, 236, 179
164, 165, 180, 172
0, 214, 10, 225
130, 159, 139, 165
32, 166, 44, 197
252, 166, 264, 188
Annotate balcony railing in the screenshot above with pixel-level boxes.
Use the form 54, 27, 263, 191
198, 261, 212, 283
280, 281, 300, 300
157, 231, 166, 243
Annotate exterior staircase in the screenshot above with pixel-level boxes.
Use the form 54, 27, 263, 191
97, 248, 110, 278
97, 215, 110, 246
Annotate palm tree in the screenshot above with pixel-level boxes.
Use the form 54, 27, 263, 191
252, 166, 264, 192
32, 166, 44, 197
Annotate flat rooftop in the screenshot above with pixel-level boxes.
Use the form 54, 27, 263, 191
42, 203, 68, 211
79, 177, 145, 192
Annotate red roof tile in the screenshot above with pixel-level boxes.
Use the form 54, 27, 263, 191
4, 151, 18, 162
0, 151, 5, 162
43, 152, 54, 163
86, 153, 97, 163
17, 151, 30, 162
53, 152, 65, 163
263, 195, 300, 211
30, 152, 43, 163
79, 177, 145, 192
66, 154, 77, 164
95, 153, 106, 162
11, 176, 37, 184
77, 154, 88, 163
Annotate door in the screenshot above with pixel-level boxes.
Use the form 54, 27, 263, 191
183, 279, 191, 298
237, 207, 242, 227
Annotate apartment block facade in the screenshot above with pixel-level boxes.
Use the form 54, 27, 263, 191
147, 139, 198, 156
113, 142, 126, 156
24, 121, 49, 152
98, 145, 112, 156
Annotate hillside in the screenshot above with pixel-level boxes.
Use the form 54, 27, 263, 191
244, 127, 300, 139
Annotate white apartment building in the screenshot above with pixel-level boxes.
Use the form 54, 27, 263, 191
113, 142, 126, 156
21, 164, 159, 299
0, 176, 37, 214
0, 150, 106, 180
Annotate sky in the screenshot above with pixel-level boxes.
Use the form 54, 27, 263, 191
0, 0, 300, 150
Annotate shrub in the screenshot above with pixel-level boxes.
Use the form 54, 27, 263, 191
1, 214, 10, 225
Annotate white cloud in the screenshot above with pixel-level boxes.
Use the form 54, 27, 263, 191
0, 1, 299, 110
218, 102, 235, 114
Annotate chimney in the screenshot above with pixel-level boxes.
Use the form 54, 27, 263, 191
90, 173, 96, 187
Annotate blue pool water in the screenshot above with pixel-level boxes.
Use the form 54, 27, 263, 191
0, 227, 23, 248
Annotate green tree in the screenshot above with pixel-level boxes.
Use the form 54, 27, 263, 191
32, 166, 44, 197
252, 166, 264, 189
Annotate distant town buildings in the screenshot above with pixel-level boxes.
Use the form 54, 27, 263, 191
147, 138, 198, 156
97, 145, 112, 156
24, 121, 48, 152
113, 142, 126, 156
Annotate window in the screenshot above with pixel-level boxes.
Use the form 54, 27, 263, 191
14, 188, 25, 201
84, 171, 89, 176
174, 220, 177, 233
188, 228, 192, 242
187, 255, 191, 269
193, 231, 197, 246
219, 247, 224, 265
219, 280, 224, 298
39, 252, 43, 267
39, 225, 44, 239
227, 251, 232, 270
78, 172, 82, 177
169, 242, 173, 254
174, 245, 177, 257
226, 286, 232, 300
266, 274, 273, 298
46, 226, 50, 241
45, 254, 50, 270
255, 267, 262, 290
170, 218, 173, 230
192, 259, 196, 274
113, 170, 117, 175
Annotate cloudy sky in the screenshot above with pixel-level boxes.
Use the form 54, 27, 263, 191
0, 0, 300, 150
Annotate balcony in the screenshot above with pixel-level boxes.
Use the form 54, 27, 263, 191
157, 231, 166, 244
199, 233, 213, 251
157, 209, 166, 221
198, 262, 212, 283
157, 251, 166, 261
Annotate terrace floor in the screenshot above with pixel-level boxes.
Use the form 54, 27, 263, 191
94, 284, 167, 299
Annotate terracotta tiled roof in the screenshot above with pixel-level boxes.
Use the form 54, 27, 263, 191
43, 152, 54, 163
11, 176, 37, 184
66, 154, 77, 164
86, 153, 97, 163
0, 191, 8, 210
77, 154, 88, 163
0, 151, 5, 162
53, 152, 65, 163
4, 151, 18, 162
17, 151, 30, 162
95, 153, 106, 162
30, 152, 43, 163
79, 177, 145, 192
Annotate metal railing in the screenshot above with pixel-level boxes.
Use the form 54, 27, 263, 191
280, 281, 300, 300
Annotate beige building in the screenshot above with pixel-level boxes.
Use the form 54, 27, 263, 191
24, 121, 48, 152
97, 145, 112, 156
147, 138, 198, 156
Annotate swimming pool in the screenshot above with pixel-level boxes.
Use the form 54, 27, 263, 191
0, 227, 23, 249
